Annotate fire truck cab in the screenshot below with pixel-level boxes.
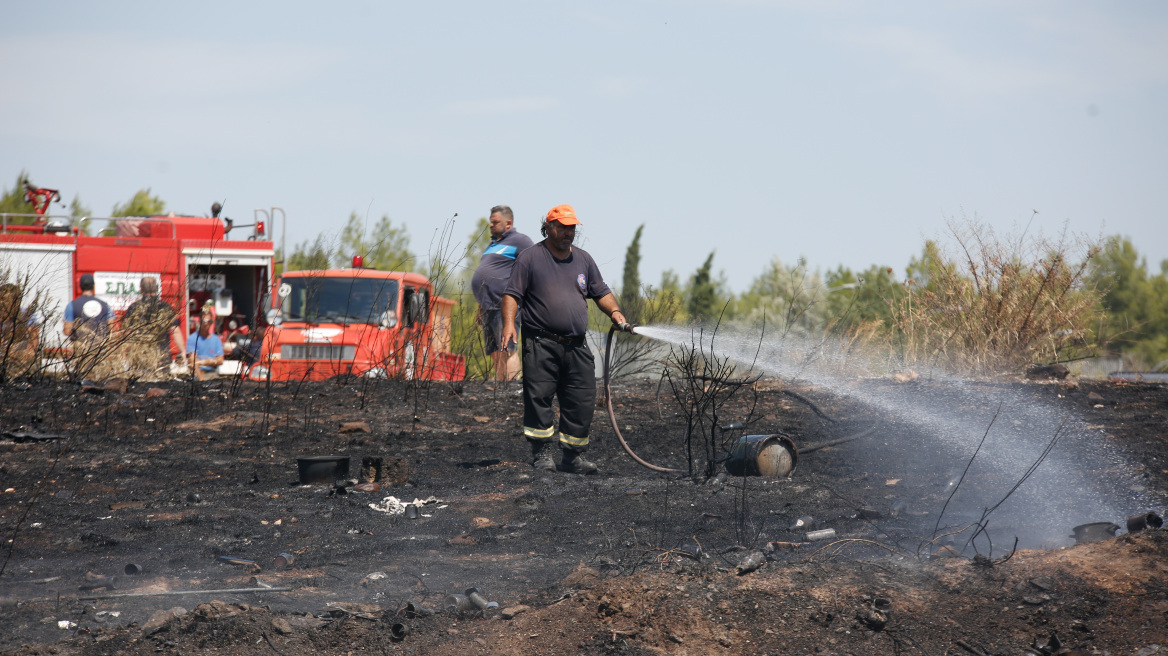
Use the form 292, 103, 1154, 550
258, 267, 465, 381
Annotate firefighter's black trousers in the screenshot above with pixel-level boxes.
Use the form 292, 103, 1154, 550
521, 332, 596, 451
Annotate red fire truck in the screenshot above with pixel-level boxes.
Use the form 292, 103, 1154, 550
257, 263, 465, 381
0, 206, 274, 362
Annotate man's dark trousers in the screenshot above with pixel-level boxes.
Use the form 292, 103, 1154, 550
521, 333, 596, 451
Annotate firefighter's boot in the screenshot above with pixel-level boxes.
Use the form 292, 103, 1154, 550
530, 440, 556, 471
560, 448, 598, 475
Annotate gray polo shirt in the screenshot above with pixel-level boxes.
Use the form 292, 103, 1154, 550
504, 242, 611, 338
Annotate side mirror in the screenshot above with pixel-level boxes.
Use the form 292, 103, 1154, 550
266, 308, 284, 326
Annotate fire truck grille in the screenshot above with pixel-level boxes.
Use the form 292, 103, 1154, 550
281, 344, 357, 361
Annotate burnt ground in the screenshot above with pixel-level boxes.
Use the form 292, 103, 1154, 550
0, 373, 1165, 656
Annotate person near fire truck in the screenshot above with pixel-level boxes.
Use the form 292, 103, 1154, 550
500, 204, 627, 475
186, 310, 225, 381
121, 276, 183, 381
63, 274, 113, 342
471, 204, 533, 381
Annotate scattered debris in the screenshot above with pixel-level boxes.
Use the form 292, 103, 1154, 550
501, 604, 531, 619
1026, 364, 1069, 380
736, 550, 766, 575
444, 593, 473, 613
1070, 522, 1120, 544
79, 571, 116, 591
368, 495, 441, 515
790, 515, 815, 530
890, 499, 906, 518
2, 430, 64, 443
360, 456, 383, 482
337, 421, 371, 434
217, 556, 261, 572
1126, 511, 1163, 533
806, 528, 837, 541
141, 607, 188, 635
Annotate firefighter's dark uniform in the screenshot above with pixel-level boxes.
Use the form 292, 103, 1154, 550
503, 242, 611, 453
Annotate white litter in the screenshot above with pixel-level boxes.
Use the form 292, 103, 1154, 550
368, 495, 442, 514
58, 620, 77, 629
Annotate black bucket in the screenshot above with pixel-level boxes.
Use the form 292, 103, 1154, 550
297, 456, 350, 484
725, 434, 798, 477
1070, 522, 1120, 544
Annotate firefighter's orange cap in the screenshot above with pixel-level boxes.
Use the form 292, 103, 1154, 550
545, 204, 581, 226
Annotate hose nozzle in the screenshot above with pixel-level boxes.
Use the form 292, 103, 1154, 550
617, 322, 636, 334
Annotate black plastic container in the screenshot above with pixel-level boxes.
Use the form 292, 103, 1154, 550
297, 456, 350, 484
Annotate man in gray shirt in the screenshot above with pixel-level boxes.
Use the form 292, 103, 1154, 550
471, 205, 533, 381
501, 204, 628, 474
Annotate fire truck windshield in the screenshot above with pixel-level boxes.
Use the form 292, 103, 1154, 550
281, 276, 400, 325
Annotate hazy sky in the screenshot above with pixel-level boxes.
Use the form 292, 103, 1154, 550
3, 1, 1165, 292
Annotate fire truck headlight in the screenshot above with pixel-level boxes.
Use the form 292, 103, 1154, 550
248, 365, 270, 380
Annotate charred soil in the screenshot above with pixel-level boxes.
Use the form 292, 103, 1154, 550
0, 375, 1165, 655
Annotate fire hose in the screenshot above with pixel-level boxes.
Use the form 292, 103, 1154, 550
604, 324, 681, 473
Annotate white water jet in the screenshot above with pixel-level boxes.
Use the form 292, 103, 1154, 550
632, 323, 1160, 549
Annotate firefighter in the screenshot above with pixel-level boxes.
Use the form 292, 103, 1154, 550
63, 274, 113, 342
121, 277, 183, 381
499, 204, 627, 474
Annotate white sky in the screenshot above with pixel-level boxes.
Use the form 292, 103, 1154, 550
3, 1, 1166, 292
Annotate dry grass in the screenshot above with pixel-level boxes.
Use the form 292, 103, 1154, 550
893, 217, 1103, 375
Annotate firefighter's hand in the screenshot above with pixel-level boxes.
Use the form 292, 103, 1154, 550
610, 310, 627, 327
499, 324, 517, 351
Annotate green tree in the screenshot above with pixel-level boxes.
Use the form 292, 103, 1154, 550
620, 224, 645, 314
0, 173, 33, 216
112, 189, 166, 217
286, 234, 333, 271
1089, 236, 1168, 367
823, 264, 903, 333
733, 257, 825, 334
336, 212, 414, 271
69, 195, 91, 219
687, 251, 718, 322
